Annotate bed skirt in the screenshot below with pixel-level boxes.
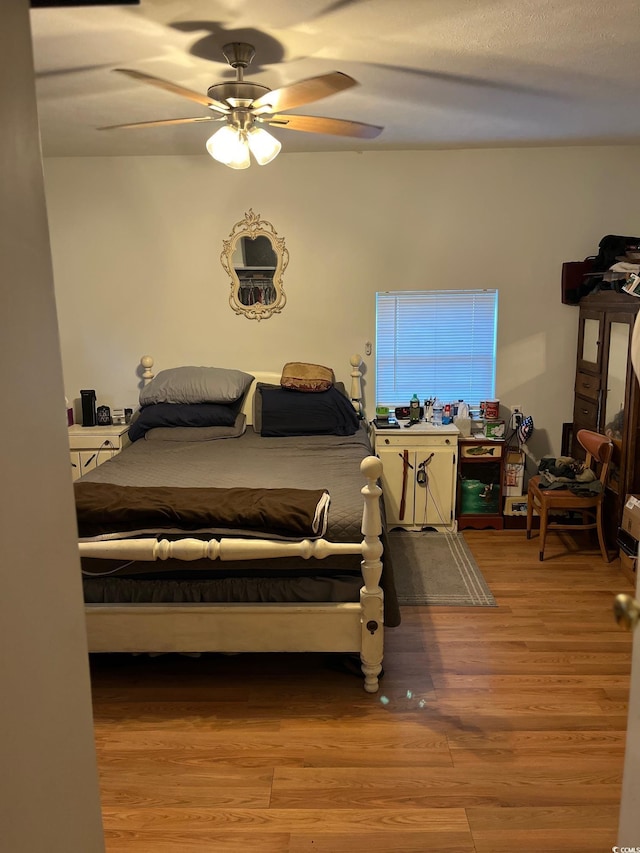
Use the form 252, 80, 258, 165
83, 573, 363, 605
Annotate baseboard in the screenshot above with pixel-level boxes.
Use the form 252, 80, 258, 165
503, 515, 536, 529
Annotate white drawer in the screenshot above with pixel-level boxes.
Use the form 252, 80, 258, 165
376, 432, 457, 449
68, 426, 130, 451
460, 441, 503, 459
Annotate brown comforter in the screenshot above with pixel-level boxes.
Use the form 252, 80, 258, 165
74, 481, 330, 540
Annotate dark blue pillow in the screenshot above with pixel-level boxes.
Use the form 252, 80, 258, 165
129, 402, 238, 442
258, 384, 360, 437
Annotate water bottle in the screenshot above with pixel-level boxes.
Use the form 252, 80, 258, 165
432, 398, 443, 426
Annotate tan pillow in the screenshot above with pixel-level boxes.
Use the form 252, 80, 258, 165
281, 362, 335, 392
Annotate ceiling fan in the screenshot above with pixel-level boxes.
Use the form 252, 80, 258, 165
99, 42, 383, 169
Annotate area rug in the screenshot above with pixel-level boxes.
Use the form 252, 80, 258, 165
387, 530, 497, 606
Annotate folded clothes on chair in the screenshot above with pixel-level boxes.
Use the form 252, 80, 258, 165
537, 456, 601, 495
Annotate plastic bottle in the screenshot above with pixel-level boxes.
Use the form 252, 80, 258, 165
453, 400, 471, 436
409, 393, 420, 423
443, 403, 452, 425
424, 398, 433, 423
432, 398, 443, 426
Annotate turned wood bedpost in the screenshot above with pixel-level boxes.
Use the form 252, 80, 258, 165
350, 354, 363, 416
140, 355, 154, 385
359, 455, 384, 693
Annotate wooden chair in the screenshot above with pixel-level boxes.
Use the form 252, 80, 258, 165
526, 429, 613, 562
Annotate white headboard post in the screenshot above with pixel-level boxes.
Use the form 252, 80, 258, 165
141, 355, 155, 386
350, 354, 363, 414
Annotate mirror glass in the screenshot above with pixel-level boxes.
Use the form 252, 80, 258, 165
232, 236, 278, 306
604, 321, 629, 493
582, 317, 600, 364
221, 210, 288, 321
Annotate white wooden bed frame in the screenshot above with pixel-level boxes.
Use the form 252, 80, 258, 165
80, 355, 385, 692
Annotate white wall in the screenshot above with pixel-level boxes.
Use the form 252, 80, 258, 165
1, 3, 104, 851
44, 145, 640, 458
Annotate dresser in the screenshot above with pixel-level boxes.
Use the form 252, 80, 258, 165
372, 423, 459, 531
570, 290, 640, 546
68, 423, 130, 481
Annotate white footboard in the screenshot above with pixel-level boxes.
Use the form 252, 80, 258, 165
83, 456, 385, 692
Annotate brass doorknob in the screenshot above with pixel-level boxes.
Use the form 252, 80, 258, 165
614, 593, 640, 630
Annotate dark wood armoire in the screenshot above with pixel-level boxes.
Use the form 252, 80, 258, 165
570, 289, 640, 547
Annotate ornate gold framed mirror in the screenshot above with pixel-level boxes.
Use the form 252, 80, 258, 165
221, 210, 289, 321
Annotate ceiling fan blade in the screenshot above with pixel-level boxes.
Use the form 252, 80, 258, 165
266, 113, 383, 139
114, 69, 230, 114
98, 116, 221, 131
36, 63, 114, 79
251, 71, 357, 114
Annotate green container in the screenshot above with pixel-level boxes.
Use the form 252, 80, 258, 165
460, 479, 500, 514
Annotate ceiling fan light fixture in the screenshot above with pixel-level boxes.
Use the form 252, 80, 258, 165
205, 124, 250, 169
247, 126, 281, 166
104, 44, 383, 164
225, 141, 251, 170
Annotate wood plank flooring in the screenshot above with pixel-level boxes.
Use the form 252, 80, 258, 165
90, 529, 635, 852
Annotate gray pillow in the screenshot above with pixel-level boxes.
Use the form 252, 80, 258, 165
140, 366, 254, 406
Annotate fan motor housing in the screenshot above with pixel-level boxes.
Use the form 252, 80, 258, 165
207, 82, 271, 107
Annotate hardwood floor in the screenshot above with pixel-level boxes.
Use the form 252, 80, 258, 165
90, 529, 635, 852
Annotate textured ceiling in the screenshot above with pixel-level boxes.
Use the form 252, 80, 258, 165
30, 0, 640, 158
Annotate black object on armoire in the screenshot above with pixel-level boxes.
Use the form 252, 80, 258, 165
570, 289, 640, 548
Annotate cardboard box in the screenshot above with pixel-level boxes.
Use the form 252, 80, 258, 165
620, 550, 637, 585
504, 495, 530, 516
621, 495, 640, 542
484, 419, 505, 439
504, 449, 525, 497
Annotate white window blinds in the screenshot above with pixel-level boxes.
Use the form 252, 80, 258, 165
375, 289, 498, 408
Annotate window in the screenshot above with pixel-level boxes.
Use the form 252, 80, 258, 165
375, 289, 498, 408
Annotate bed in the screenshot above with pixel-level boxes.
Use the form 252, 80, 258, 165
76, 355, 398, 692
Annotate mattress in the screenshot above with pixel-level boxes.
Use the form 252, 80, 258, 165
80, 426, 372, 542
78, 425, 401, 626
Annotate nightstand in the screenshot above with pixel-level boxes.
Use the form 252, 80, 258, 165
457, 437, 505, 530
372, 422, 459, 531
68, 423, 130, 481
